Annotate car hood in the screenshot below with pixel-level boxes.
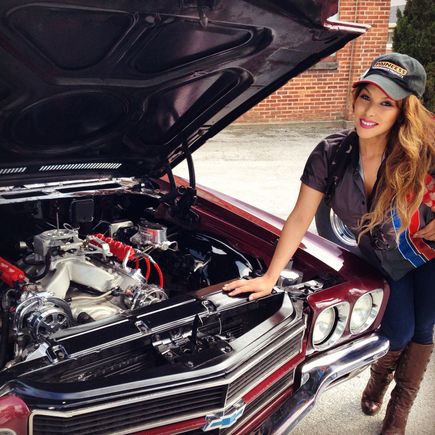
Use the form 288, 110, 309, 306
0, 0, 366, 186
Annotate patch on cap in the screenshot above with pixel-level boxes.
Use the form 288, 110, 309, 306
372, 61, 408, 79
353, 53, 427, 99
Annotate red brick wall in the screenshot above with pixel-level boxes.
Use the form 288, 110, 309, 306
236, 0, 391, 123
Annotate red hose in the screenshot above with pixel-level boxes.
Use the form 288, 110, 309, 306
144, 258, 151, 281
153, 262, 164, 288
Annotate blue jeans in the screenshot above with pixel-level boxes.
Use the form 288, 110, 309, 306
379, 259, 435, 351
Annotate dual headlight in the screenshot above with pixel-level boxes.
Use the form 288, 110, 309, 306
350, 289, 384, 334
312, 302, 349, 350
312, 289, 384, 350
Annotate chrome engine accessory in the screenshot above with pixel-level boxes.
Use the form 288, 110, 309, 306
124, 284, 168, 310
131, 219, 171, 249
26, 303, 71, 339
281, 279, 324, 300
109, 221, 134, 237
14, 293, 73, 340
33, 227, 82, 259
276, 268, 303, 288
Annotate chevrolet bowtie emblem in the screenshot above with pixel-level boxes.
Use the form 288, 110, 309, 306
203, 401, 246, 431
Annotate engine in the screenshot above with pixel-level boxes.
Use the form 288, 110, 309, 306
0, 215, 263, 369
0, 221, 173, 364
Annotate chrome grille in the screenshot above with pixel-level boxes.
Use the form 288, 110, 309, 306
183, 370, 296, 435
32, 387, 226, 435
226, 331, 301, 402
222, 369, 295, 435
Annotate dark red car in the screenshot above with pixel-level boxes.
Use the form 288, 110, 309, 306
0, 1, 389, 434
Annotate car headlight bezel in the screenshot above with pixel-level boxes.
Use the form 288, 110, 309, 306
312, 302, 350, 351
350, 289, 384, 334
312, 307, 336, 346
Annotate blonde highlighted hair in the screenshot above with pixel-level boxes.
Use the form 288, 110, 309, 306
352, 85, 435, 240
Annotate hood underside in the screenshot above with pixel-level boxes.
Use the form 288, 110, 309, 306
0, 0, 367, 185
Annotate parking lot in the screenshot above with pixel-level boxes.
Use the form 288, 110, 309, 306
174, 122, 435, 435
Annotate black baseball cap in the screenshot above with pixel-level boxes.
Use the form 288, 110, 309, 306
353, 53, 426, 100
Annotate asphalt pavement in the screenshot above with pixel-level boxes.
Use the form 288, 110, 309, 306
173, 123, 434, 435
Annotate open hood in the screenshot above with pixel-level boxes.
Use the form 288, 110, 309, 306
0, 0, 367, 185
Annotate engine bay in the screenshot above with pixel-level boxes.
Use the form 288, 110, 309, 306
0, 180, 342, 376
0, 183, 271, 370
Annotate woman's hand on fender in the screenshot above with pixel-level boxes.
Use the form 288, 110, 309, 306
222, 275, 275, 301
414, 219, 435, 241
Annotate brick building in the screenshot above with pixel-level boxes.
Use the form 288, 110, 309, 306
237, 0, 391, 124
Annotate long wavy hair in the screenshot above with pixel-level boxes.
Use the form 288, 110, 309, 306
353, 85, 435, 240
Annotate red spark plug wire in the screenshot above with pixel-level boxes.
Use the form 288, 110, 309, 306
92, 233, 163, 287
93, 233, 135, 262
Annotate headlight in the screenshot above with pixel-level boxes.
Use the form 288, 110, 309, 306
350, 293, 372, 332
350, 289, 384, 334
313, 307, 336, 345
312, 302, 349, 350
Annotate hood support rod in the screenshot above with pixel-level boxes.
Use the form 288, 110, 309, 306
161, 143, 198, 224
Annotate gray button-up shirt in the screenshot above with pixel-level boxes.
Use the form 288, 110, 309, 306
301, 130, 434, 281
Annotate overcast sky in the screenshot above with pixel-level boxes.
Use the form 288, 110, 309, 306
391, 0, 406, 5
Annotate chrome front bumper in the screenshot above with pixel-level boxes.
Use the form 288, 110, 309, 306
265, 333, 389, 434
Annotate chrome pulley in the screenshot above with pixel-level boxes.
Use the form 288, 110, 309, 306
26, 303, 72, 339
14, 294, 73, 341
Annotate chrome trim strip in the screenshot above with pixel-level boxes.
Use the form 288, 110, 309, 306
224, 324, 303, 403
268, 333, 390, 435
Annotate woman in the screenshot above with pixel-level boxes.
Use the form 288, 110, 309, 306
223, 53, 435, 435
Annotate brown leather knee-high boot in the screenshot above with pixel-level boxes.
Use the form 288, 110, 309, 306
361, 350, 403, 416
381, 342, 433, 435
